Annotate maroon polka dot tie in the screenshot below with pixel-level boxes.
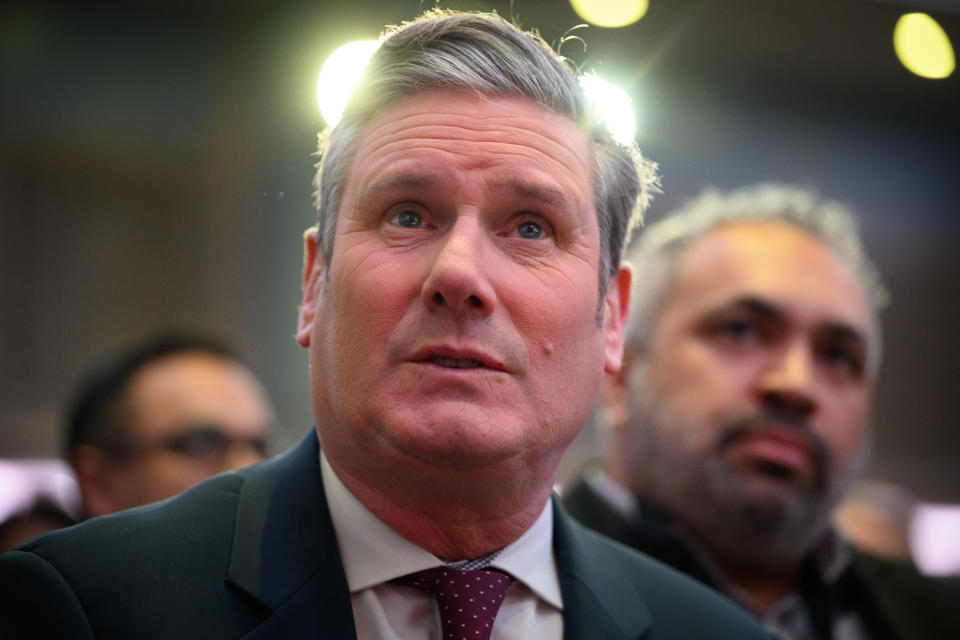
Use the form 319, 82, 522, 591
393, 567, 515, 640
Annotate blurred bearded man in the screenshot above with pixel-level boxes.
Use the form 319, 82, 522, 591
563, 184, 960, 639
0, 11, 770, 640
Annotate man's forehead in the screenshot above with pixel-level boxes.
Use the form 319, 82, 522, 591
361, 165, 577, 209
347, 90, 591, 175
672, 221, 875, 334
126, 354, 271, 429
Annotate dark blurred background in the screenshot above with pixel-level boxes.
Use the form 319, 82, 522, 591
2, 0, 958, 501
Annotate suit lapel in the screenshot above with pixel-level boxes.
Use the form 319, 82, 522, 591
226, 430, 357, 639
223, 437, 653, 639
553, 497, 652, 640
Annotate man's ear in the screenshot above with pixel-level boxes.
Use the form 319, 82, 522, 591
601, 344, 635, 432
602, 264, 632, 376
296, 226, 325, 348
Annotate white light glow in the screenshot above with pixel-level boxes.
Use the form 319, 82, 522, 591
317, 39, 380, 127
579, 73, 637, 145
912, 503, 960, 576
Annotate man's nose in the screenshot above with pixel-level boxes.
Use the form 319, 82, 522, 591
755, 342, 818, 418
421, 218, 496, 317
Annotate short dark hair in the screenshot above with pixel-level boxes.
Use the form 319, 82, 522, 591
64, 333, 240, 461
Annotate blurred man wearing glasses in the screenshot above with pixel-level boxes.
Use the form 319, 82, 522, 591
65, 333, 274, 517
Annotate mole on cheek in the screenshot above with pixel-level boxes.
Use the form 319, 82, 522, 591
542, 343, 554, 357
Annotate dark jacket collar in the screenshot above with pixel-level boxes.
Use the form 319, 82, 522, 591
553, 497, 652, 639
226, 430, 356, 638
225, 430, 652, 639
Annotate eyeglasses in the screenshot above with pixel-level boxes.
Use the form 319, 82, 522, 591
101, 423, 268, 463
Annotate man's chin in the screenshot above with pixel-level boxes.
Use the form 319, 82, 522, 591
374, 410, 529, 471
734, 467, 810, 497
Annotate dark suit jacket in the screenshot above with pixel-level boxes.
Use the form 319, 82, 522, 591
0, 431, 769, 639
562, 477, 960, 640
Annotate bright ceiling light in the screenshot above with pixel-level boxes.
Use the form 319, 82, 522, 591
579, 73, 637, 145
569, 0, 649, 29
317, 39, 380, 127
893, 13, 955, 79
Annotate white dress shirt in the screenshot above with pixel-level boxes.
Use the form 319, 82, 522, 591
321, 453, 564, 639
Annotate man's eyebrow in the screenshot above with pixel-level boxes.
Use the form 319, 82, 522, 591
715, 296, 869, 349
817, 323, 868, 352
714, 296, 785, 322
503, 178, 573, 211
363, 170, 443, 198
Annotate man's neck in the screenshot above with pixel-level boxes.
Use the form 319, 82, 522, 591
327, 454, 555, 560
593, 480, 804, 615
716, 563, 799, 615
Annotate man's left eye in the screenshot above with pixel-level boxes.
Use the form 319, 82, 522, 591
818, 346, 863, 377
516, 221, 543, 239
394, 210, 423, 228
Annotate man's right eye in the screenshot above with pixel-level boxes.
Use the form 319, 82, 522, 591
393, 210, 423, 228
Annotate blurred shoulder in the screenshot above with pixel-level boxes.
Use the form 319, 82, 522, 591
557, 504, 771, 639
6, 464, 256, 598
852, 551, 960, 634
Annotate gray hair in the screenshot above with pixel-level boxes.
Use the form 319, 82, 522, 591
626, 183, 889, 371
312, 9, 658, 293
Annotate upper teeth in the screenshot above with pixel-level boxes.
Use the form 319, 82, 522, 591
431, 357, 482, 369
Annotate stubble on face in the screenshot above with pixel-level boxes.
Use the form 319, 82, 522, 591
618, 222, 876, 575
625, 361, 867, 574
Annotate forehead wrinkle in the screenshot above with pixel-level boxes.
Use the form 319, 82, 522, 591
353, 111, 590, 181
348, 140, 591, 223
356, 128, 588, 178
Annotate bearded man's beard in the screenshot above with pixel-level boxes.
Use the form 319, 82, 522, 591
628, 383, 867, 576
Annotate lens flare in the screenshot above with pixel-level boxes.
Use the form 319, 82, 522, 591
317, 39, 380, 126
579, 73, 637, 145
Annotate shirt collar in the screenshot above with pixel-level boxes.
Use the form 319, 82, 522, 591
320, 451, 563, 609
489, 493, 563, 609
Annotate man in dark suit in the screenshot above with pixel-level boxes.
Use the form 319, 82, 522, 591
0, 10, 769, 640
563, 184, 960, 639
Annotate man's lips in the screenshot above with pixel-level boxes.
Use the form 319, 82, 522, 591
728, 428, 813, 473
409, 345, 507, 372
428, 357, 483, 369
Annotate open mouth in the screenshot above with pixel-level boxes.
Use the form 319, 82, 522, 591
429, 357, 484, 369
410, 344, 507, 373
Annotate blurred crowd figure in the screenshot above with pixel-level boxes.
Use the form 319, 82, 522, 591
563, 184, 960, 639
65, 333, 275, 518
0, 498, 75, 554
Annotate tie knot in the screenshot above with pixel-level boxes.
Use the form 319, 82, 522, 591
393, 567, 514, 640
